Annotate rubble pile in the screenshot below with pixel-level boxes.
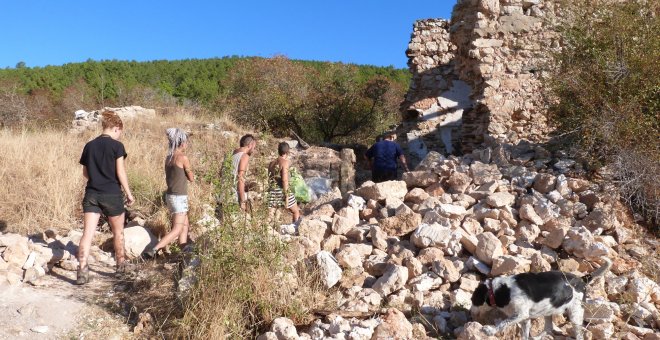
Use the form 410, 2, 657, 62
0, 221, 156, 286
258, 145, 660, 340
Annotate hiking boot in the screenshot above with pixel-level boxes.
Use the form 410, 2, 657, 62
181, 242, 195, 253
115, 262, 136, 279
141, 247, 158, 260
76, 266, 90, 285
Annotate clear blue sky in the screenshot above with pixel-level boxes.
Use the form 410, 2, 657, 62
0, 1, 455, 69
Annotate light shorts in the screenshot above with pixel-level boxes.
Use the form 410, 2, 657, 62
165, 194, 189, 214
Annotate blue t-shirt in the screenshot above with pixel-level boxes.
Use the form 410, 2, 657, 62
366, 140, 403, 172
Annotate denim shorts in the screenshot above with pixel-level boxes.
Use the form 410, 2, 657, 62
166, 194, 189, 214
82, 191, 125, 217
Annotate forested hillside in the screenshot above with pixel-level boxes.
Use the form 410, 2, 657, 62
0, 57, 410, 143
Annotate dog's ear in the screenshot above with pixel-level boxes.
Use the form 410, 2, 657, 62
494, 284, 511, 307
471, 283, 488, 306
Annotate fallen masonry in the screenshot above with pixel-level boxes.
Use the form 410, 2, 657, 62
0, 220, 158, 287
257, 144, 660, 340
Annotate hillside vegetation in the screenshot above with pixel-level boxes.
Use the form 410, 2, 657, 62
549, 0, 659, 227
0, 57, 409, 144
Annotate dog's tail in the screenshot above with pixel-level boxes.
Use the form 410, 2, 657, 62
582, 257, 612, 285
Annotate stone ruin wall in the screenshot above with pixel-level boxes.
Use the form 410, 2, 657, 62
401, 0, 561, 166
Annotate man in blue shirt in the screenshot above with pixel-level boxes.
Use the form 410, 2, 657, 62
365, 131, 409, 182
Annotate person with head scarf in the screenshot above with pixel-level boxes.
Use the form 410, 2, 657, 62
142, 128, 195, 259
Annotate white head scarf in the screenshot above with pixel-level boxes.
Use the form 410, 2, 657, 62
166, 128, 188, 161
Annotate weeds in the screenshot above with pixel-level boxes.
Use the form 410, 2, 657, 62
172, 143, 327, 339
0, 111, 234, 235
548, 0, 660, 229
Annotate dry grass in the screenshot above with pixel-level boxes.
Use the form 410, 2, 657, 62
0, 111, 241, 235
0, 109, 328, 338
0, 129, 85, 233
173, 219, 330, 339
170, 156, 330, 339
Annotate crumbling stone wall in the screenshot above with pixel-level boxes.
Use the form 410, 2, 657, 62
290, 146, 356, 198
401, 0, 561, 165
401, 19, 469, 164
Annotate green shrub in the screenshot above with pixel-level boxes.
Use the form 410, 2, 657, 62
174, 153, 326, 338
220, 57, 406, 144
0, 57, 409, 131
548, 0, 659, 227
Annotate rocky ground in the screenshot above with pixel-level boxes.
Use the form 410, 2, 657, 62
0, 219, 180, 340
2, 141, 659, 340
0, 229, 134, 339
258, 143, 660, 340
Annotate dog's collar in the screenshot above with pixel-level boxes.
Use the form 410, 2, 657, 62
487, 279, 496, 306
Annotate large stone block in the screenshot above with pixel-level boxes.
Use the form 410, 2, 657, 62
298, 218, 329, 245
475, 232, 502, 265
372, 264, 408, 297
402, 171, 439, 188
123, 226, 158, 259
316, 251, 342, 288
490, 255, 531, 276
379, 211, 422, 237
411, 223, 462, 256
356, 180, 408, 201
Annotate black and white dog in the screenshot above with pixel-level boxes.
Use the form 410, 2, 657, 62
471, 257, 612, 340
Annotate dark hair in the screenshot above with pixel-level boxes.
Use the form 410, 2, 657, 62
239, 134, 255, 147
278, 142, 290, 156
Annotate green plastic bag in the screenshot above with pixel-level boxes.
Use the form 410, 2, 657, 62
289, 168, 311, 203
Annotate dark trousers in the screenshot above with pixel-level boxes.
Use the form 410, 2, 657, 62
372, 169, 397, 183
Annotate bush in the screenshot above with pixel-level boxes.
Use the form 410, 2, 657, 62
0, 79, 29, 125
549, 0, 659, 227
0, 57, 409, 131
221, 57, 405, 144
173, 152, 326, 338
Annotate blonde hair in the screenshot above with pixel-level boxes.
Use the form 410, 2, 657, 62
101, 110, 123, 130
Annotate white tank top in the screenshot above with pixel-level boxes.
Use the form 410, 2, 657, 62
231, 151, 246, 201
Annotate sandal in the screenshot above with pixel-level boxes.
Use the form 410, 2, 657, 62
179, 242, 195, 253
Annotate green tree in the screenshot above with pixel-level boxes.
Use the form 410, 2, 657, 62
309, 65, 401, 143
0, 56, 410, 136
221, 56, 310, 136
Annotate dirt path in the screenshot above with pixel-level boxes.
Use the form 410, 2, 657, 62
0, 262, 133, 340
